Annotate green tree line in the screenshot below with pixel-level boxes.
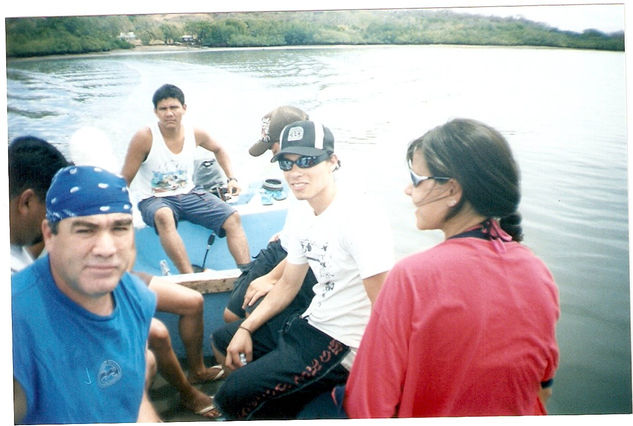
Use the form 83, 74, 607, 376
5, 9, 624, 58
5, 16, 136, 57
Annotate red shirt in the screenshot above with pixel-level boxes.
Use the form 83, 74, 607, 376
345, 236, 559, 418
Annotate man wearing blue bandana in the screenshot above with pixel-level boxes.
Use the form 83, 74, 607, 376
12, 165, 160, 424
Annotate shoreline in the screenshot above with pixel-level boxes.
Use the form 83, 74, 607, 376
6, 41, 618, 62
6, 44, 204, 62
8, 43, 414, 62
7, 43, 401, 62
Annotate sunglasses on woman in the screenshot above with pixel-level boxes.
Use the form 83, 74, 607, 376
278, 152, 331, 171
409, 169, 451, 187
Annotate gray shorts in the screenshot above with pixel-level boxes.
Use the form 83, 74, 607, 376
138, 187, 235, 238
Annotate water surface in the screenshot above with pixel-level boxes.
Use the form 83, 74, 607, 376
6, 44, 630, 415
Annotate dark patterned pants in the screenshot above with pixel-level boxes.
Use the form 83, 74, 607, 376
212, 315, 349, 420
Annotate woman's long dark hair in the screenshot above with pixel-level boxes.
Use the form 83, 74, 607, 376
406, 118, 523, 242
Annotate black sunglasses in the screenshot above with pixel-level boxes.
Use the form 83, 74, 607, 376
409, 169, 451, 187
278, 153, 330, 171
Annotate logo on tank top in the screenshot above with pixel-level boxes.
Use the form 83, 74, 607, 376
151, 165, 188, 194
97, 360, 122, 388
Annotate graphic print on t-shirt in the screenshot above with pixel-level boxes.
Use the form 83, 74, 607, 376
97, 359, 123, 388
301, 238, 335, 294
150, 160, 188, 194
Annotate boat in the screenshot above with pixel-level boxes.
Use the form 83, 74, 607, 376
133, 181, 289, 358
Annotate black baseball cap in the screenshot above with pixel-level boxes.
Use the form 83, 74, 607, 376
271, 120, 335, 162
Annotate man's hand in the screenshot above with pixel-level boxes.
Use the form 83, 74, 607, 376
227, 179, 241, 196
242, 275, 276, 311
225, 326, 253, 371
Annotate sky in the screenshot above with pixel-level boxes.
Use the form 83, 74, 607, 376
1, 1, 627, 34
456, 4, 625, 33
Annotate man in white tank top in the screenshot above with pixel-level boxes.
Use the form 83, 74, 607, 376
121, 84, 251, 274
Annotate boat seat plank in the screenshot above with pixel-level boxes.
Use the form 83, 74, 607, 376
158, 269, 241, 294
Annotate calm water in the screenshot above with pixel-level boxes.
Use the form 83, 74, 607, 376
6, 45, 630, 415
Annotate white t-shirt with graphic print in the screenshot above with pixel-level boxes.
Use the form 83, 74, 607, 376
285, 189, 394, 351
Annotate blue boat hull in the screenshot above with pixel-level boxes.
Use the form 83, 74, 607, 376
134, 200, 288, 357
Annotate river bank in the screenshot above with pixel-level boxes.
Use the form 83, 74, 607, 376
7, 43, 388, 62
5, 9, 625, 60
5, 44, 206, 62
7, 41, 588, 63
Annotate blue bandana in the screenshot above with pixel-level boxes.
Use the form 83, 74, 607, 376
46, 166, 132, 223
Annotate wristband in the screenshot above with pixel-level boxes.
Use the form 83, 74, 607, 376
239, 325, 252, 335
227, 177, 238, 183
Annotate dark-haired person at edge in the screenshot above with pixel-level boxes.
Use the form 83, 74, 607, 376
12, 165, 160, 423
223, 105, 316, 324
338, 119, 559, 417
121, 83, 251, 275
8, 136, 69, 273
208, 120, 394, 419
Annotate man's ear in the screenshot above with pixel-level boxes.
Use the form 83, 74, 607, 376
41, 219, 53, 244
329, 154, 340, 172
17, 189, 37, 214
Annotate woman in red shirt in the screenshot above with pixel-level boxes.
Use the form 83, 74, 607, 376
344, 118, 559, 417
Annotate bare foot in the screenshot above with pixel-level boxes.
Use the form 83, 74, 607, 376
188, 364, 225, 384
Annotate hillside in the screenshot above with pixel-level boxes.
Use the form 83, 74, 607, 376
5, 8, 625, 58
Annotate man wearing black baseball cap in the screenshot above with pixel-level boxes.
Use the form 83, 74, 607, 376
210, 120, 395, 420
223, 108, 316, 325
270, 119, 335, 160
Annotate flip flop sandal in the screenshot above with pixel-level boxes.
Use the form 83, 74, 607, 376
188, 364, 225, 384
194, 398, 224, 419
209, 364, 225, 381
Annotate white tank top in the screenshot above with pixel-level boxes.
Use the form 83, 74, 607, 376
135, 121, 197, 201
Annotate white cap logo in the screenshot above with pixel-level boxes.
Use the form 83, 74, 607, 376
287, 126, 304, 142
